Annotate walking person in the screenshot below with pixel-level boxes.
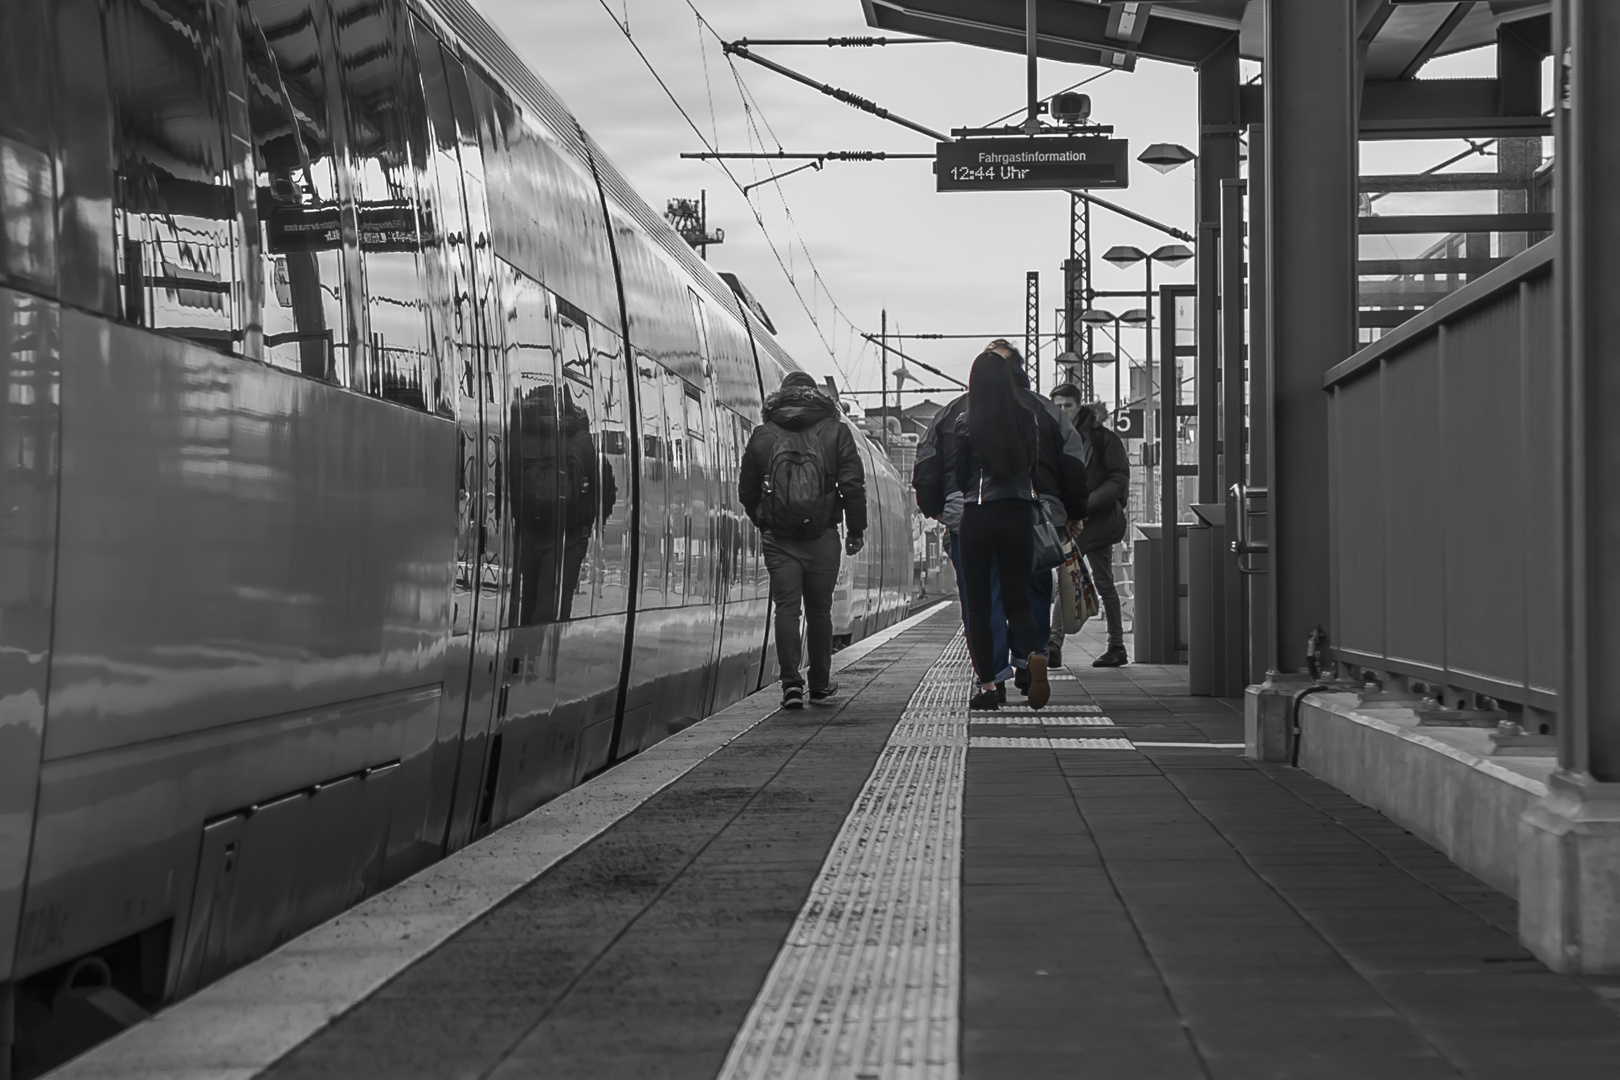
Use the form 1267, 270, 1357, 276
1047, 388, 1131, 667
914, 389, 1015, 700
951, 352, 1088, 711
740, 372, 868, 710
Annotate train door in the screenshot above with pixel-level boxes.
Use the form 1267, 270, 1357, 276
415, 26, 509, 852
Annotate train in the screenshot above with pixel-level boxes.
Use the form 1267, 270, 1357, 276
0, 0, 914, 1062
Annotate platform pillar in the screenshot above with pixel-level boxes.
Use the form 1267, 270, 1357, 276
1520, 0, 1620, 974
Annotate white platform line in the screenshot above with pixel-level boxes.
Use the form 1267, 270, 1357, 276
718, 636, 971, 1079
992, 703, 1103, 714
48, 602, 958, 1080
968, 737, 1135, 750
967, 715, 1115, 726
1135, 741, 1245, 749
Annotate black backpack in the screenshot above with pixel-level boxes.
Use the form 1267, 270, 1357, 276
761, 422, 839, 540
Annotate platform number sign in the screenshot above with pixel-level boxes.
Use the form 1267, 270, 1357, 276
1114, 408, 1145, 439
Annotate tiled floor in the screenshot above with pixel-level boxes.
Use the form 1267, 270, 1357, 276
243, 609, 1620, 1080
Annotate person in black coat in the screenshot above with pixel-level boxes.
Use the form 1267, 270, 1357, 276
1048, 386, 1131, 666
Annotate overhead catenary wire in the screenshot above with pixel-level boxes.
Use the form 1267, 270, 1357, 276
591, 0, 868, 386
722, 41, 952, 143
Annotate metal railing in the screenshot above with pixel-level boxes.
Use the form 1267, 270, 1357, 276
1323, 239, 1556, 729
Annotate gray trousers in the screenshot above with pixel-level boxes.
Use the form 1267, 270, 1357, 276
1050, 543, 1125, 650
763, 528, 841, 691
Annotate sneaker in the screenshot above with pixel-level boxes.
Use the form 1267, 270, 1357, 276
996, 681, 1007, 704
809, 682, 839, 705
783, 685, 805, 710
969, 687, 1000, 711
1047, 645, 1064, 669
1026, 653, 1050, 709
1014, 666, 1030, 694
1092, 648, 1129, 668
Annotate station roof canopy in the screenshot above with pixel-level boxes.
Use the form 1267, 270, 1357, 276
860, 1, 1550, 75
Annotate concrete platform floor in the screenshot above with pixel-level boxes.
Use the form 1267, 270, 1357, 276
70, 607, 1620, 1080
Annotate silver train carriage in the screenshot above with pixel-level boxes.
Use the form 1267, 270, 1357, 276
0, 0, 913, 1032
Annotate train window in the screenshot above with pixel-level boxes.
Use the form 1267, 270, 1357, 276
592, 323, 630, 615
411, 18, 461, 417
239, 0, 347, 379
105, 0, 239, 349
683, 387, 711, 605
555, 298, 598, 620
663, 370, 689, 603
337, 1, 433, 409
636, 353, 666, 609
505, 268, 561, 627
0, 0, 58, 294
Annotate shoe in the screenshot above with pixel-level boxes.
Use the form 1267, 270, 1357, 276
1047, 645, 1064, 669
1092, 648, 1129, 668
996, 681, 1007, 704
783, 685, 805, 710
1026, 653, 1050, 709
1014, 666, 1030, 694
970, 687, 1000, 711
809, 682, 839, 705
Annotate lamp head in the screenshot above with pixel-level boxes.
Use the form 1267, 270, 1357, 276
1151, 243, 1194, 268
1087, 351, 1118, 365
1102, 245, 1147, 268
1078, 308, 1117, 326
1138, 142, 1196, 174
1118, 307, 1151, 325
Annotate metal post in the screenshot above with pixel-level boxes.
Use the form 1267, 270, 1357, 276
1157, 270, 1177, 662
1519, 0, 1620, 975
1113, 315, 1122, 419
880, 308, 889, 453
1221, 178, 1248, 695
1024, 0, 1039, 134
1263, 0, 1356, 674
1025, 271, 1040, 391
1246, 123, 1271, 685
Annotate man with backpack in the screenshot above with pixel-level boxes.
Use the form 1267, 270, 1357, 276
740, 371, 868, 710
1047, 387, 1131, 668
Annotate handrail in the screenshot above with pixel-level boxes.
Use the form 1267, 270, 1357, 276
1323, 238, 1553, 390
1229, 483, 1268, 575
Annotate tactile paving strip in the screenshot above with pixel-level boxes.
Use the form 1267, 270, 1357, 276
991, 703, 1103, 714
968, 736, 1135, 749
717, 634, 971, 1080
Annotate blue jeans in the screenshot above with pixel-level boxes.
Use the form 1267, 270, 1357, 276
950, 530, 1013, 683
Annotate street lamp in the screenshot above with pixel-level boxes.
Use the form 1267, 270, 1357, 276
1080, 307, 1122, 415
1138, 142, 1197, 174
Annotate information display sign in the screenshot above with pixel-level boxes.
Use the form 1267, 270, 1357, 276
935, 136, 1129, 192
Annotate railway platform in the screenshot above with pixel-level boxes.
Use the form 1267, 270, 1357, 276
48, 604, 1620, 1080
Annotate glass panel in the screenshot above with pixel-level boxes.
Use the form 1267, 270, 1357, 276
556, 299, 597, 620
336, 0, 431, 409
241, 0, 346, 377
683, 387, 711, 605
410, 17, 459, 416
593, 322, 630, 615
0, 0, 58, 293
505, 268, 561, 627
636, 352, 666, 609
663, 369, 689, 603
106, 0, 239, 349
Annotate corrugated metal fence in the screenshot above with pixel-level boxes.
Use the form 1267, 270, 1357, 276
1324, 241, 1556, 728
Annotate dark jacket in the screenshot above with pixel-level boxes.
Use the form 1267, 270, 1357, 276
954, 390, 1089, 522
912, 394, 967, 528
1076, 412, 1130, 551
739, 385, 868, 536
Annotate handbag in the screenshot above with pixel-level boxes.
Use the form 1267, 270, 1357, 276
1032, 496, 1065, 572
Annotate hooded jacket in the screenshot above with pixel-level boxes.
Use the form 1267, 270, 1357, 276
1074, 411, 1131, 551
739, 384, 868, 536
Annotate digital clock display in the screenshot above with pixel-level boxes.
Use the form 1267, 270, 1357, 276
934, 137, 1130, 192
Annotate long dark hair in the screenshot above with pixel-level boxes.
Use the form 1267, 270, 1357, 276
966, 351, 1034, 483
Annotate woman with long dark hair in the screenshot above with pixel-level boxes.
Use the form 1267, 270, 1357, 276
954, 351, 1087, 710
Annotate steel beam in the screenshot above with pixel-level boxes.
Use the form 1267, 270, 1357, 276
1246, 125, 1272, 685
1263, 0, 1357, 675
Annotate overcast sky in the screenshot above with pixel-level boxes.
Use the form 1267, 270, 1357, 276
476, 0, 1499, 410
